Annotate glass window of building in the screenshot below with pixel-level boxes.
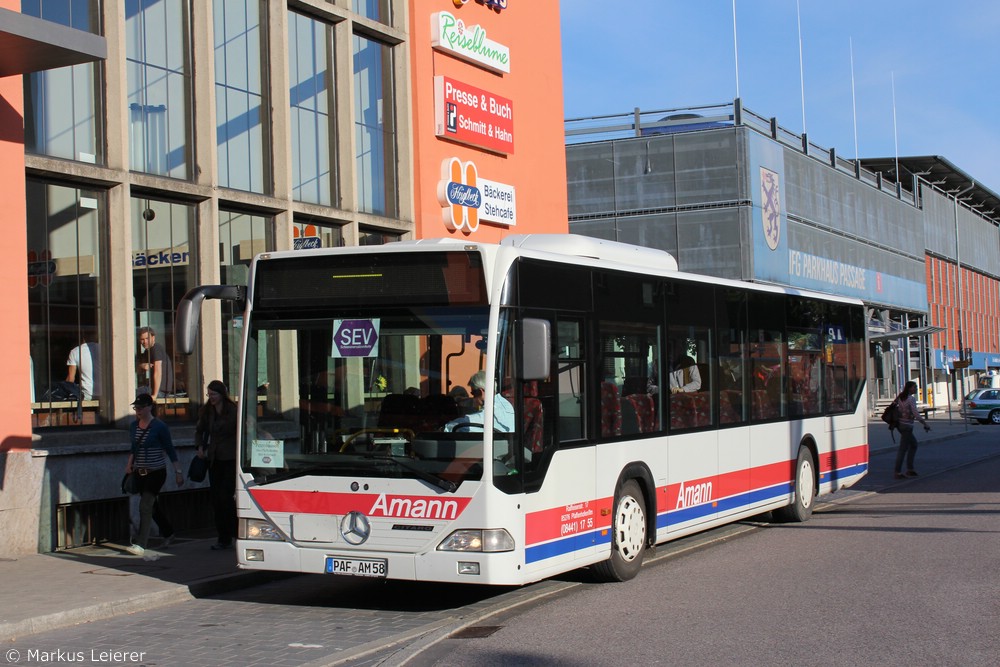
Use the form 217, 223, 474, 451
132, 197, 195, 420
218, 210, 273, 395
353, 0, 393, 25
21, 0, 104, 164
214, 0, 270, 194
288, 10, 337, 206
27, 180, 106, 427
126, 0, 193, 179
358, 227, 400, 245
292, 218, 343, 249
354, 34, 397, 217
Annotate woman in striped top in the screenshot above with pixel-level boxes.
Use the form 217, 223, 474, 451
125, 393, 183, 556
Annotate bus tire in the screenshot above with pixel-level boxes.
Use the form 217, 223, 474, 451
774, 447, 815, 523
592, 479, 646, 582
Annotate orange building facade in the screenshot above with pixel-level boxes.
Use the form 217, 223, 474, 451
0, 3, 30, 456
1, 0, 106, 556
0, 0, 566, 557
409, 0, 568, 241
926, 256, 1000, 364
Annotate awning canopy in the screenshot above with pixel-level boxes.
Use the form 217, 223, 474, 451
0, 8, 106, 77
868, 325, 945, 343
859, 155, 1000, 226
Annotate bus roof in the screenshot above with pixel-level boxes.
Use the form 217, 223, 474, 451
253, 234, 862, 308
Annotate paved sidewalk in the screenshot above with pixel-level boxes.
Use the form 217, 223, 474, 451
0, 411, 987, 644
0, 533, 285, 642
867, 408, 976, 454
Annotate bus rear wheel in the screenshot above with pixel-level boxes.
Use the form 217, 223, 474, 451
592, 479, 646, 582
774, 447, 816, 523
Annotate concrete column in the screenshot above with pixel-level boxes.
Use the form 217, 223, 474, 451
335, 17, 357, 214
103, 0, 137, 428
192, 1, 217, 188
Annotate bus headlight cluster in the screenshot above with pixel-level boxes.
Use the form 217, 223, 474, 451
240, 518, 284, 541
438, 529, 515, 553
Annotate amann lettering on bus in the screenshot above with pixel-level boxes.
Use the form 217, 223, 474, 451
370, 493, 460, 520
675, 480, 713, 509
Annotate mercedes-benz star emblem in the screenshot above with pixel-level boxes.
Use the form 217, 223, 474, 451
340, 511, 371, 545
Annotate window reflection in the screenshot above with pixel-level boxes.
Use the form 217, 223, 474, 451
353, 0, 393, 25
214, 0, 270, 193
354, 34, 397, 217
126, 0, 193, 179
132, 197, 194, 420
219, 210, 273, 394
22, 0, 103, 164
27, 181, 106, 427
289, 10, 336, 206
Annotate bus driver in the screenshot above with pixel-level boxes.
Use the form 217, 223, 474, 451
444, 371, 515, 433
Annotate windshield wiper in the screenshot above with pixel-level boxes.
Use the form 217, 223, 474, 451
260, 464, 342, 485
365, 453, 458, 493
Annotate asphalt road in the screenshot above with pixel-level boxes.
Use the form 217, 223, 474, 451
3, 429, 997, 667
408, 453, 1000, 666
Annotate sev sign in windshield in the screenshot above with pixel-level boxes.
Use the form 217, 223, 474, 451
332, 319, 380, 358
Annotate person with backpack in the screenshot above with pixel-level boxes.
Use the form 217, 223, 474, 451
894, 381, 930, 480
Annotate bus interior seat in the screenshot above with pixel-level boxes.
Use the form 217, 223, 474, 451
690, 391, 711, 427
720, 389, 742, 423
620, 397, 640, 435
624, 393, 656, 433
417, 393, 460, 431
670, 392, 692, 430
522, 381, 544, 452
751, 389, 779, 420
378, 393, 420, 430
600, 381, 622, 437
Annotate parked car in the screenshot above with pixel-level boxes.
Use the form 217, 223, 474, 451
961, 388, 1000, 424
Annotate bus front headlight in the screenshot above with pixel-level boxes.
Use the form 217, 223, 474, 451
437, 529, 515, 553
240, 518, 284, 541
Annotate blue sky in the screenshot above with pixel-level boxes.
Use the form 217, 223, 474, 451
560, 0, 1000, 193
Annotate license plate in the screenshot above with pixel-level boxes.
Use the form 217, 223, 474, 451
325, 556, 387, 578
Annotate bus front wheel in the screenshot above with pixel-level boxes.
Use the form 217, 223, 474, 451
774, 447, 816, 523
592, 479, 647, 582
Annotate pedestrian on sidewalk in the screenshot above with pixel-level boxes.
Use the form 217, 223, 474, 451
195, 380, 238, 550
894, 381, 930, 479
126, 393, 183, 556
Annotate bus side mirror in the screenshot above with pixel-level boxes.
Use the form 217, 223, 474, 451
520, 318, 551, 381
175, 285, 244, 355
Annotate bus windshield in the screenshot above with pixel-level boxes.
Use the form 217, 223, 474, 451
242, 305, 502, 489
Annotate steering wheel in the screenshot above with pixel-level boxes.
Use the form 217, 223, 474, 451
452, 422, 485, 433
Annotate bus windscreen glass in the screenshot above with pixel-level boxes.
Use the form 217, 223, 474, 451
242, 304, 503, 489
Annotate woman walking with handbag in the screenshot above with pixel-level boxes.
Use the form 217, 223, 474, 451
893, 380, 931, 479
125, 393, 183, 557
195, 380, 239, 550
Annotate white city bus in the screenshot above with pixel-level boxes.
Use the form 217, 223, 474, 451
177, 234, 868, 585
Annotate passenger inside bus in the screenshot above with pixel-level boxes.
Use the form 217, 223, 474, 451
668, 349, 701, 393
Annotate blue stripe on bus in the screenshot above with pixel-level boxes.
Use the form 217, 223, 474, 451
655, 461, 869, 530
527, 462, 868, 565
525, 529, 609, 564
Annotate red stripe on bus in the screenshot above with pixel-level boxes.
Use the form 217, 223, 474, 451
249, 489, 473, 520
525, 443, 868, 545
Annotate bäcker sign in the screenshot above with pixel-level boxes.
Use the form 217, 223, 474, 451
438, 157, 516, 233
434, 76, 513, 154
